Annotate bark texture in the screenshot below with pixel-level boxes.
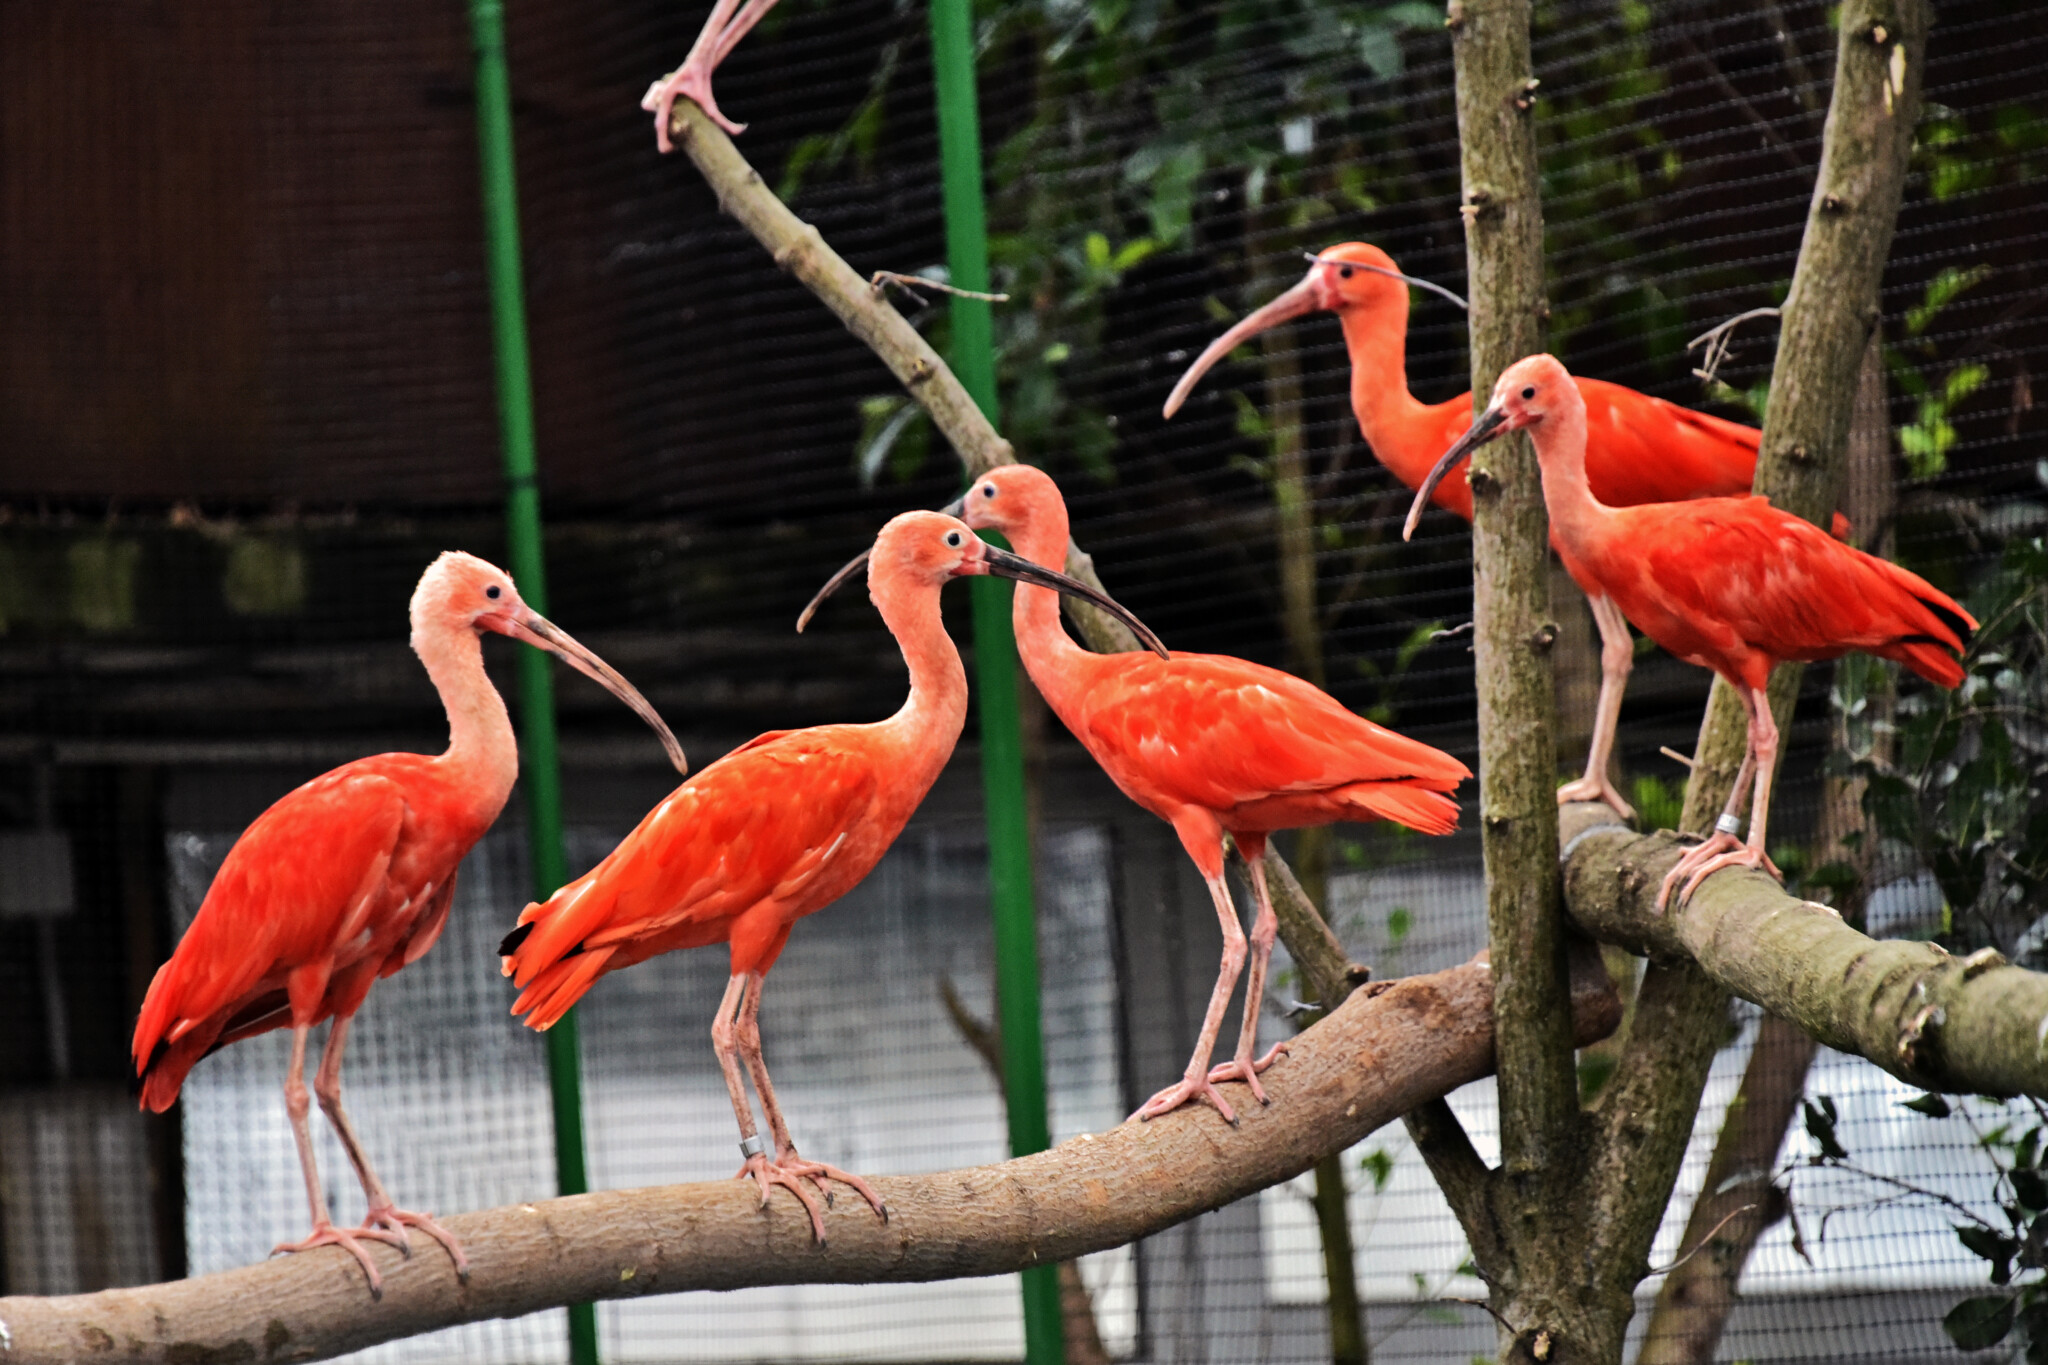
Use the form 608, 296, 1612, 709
0, 955, 1621, 1365
666, 101, 1138, 655
1561, 801, 2048, 1098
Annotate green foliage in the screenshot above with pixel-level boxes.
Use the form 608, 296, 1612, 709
1385, 904, 1413, 945
1629, 773, 1684, 834
1846, 537, 2048, 964
1358, 1144, 1395, 1193
1888, 264, 1992, 480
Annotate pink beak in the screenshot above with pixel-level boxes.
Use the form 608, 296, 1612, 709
485, 607, 690, 775
1161, 268, 1328, 420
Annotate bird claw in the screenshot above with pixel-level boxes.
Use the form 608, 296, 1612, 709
1556, 775, 1634, 822
736, 1152, 885, 1243
1133, 1074, 1240, 1126
641, 63, 745, 152
1656, 834, 1781, 912
272, 1220, 390, 1298
364, 1202, 471, 1282
1206, 1041, 1290, 1106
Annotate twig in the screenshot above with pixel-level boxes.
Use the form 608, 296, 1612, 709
1440, 1296, 1516, 1333
1659, 745, 1696, 770
1686, 307, 1782, 385
869, 269, 1010, 306
1644, 1202, 1761, 1276
1675, 34, 1808, 173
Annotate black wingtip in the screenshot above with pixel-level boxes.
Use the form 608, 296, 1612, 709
498, 921, 535, 956
1919, 594, 1976, 649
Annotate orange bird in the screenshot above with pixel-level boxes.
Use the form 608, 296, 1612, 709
501, 511, 1165, 1239
642, 0, 783, 149
805, 467, 1469, 1124
1164, 241, 1844, 820
1404, 355, 1973, 909
132, 552, 684, 1295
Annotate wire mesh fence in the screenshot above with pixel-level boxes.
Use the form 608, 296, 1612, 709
0, 0, 2044, 1360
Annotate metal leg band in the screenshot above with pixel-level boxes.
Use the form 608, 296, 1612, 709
1715, 813, 1743, 837
738, 1134, 767, 1160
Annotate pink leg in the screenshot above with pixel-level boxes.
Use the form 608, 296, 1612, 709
272, 1023, 395, 1297
640, 0, 783, 148
1135, 869, 1250, 1125
1206, 854, 1289, 1102
1557, 591, 1637, 819
1671, 687, 1784, 907
734, 971, 885, 1233
314, 1016, 469, 1281
1657, 685, 1783, 911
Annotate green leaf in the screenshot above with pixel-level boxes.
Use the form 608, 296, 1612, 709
2012, 1167, 2047, 1213
1899, 1092, 1952, 1117
1944, 1295, 2016, 1351
1360, 1146, 1394, 1193
1959, 1225, 2022, 1285
1387, 906, 1414, 945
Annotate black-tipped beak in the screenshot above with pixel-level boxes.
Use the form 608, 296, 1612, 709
1162, 271, 1323, 420
796, 549, 869, 634
493, 611, 689, 775
1402, 405, 1509, 542
971, 544, 1171, 660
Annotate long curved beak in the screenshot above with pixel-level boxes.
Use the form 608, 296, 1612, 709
1162, 271, 1322, 420
1402, 404, 1509, 543
968, 543, 1171, 660
796, 549, 869, 634
491, 610, 689, 775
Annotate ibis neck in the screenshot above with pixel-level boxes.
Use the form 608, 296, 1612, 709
1530, 405, 1610, 555
1337, 303, 1435, 487
999, 514, 1094, 716
414, 623, 519, 819
871, 567, 970, 764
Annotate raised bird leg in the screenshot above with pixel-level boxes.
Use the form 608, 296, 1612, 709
314, 1015, 470, 1280
1671, 685, 1784, 907
1657, 685, 1782, 910
1206, 843, 1288, 1102
734, 970, 886, 1232
1556, 591, 1636, 819
271, 1023, 397, 1296
1135, 867, 1250, 1124
641, 0, 783, 149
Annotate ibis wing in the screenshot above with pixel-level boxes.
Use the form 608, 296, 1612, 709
1577, 378, 1761, 507
1077, 654, 1468, 814
506, 730, 882, 982
133, 770, 409, 1071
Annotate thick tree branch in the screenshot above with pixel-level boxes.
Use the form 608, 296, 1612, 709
1560, 802, 2048, 1098
0, 955, 1621, 1365
665, 100, 1140, 656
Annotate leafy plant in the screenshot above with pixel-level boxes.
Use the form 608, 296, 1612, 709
1888, 264, 1992, 480
1847, 537, 2048, 963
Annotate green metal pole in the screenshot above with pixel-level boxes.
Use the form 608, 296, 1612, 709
927, 3, 1063, 1362
466, 3, 599, 1362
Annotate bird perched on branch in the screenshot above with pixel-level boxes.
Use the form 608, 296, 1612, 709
804, 467, 1468, 1124
1403, 354, 1972, 910
502, 511, 1165, 1241
642, 0, 782, 150
133, 552, 685, 1296
1165, 241, 1847, 821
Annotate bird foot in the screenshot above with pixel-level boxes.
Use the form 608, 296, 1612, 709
735, 1152, 885, 1244
1656, 835, 1781, 912
641, 62, 745, 151
1205, 1040, 1289, 1106
363, 1202, 470, 1282
1133, 1072, 1241, 1126
1557, 774, 1634, 822
272, 1219, 395, 1297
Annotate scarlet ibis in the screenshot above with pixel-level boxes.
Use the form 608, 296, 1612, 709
1163, 241, 1847, 820
642, 0, 781, 149
1403, 354, 1973, 909
132, 551, 685, 1295
803, 467, 1469, 1123
501, 511, 1164, 1240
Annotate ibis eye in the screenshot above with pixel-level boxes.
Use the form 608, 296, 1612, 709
981, 483, 997, 498
485, 585, 502, 600
1521, 386, 1536, 400
1339, 266, 1354, 279
945, 531, 963, 547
